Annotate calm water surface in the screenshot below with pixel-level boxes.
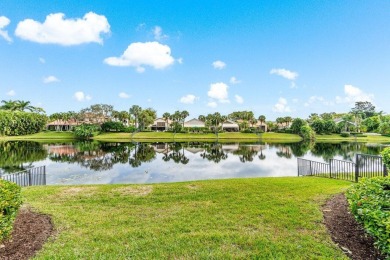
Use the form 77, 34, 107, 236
0, 141, 388, 185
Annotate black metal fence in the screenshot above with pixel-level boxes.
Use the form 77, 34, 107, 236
298, 154, 388, 182
0, 166, 46, 187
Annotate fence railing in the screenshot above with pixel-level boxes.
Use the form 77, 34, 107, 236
298, 154, 388, 182
0, 166, 46, 187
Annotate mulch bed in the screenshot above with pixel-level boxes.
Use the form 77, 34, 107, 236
323, 193, 386, 260
0, 207, 54, 260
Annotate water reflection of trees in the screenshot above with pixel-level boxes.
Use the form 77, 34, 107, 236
161, 143, 189, 165
3, 141, 387, 173
49, 142, 136, 171
200, 143, 228, 163
233, 145, 259, 162
129, 143, 156, 167
0, 141, 47, 173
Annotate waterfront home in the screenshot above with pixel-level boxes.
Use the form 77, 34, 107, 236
46, 119, 80, 131
150, 118, 171, 131
184, 118, 205, 128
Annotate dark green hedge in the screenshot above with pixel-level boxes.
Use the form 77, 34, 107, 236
0, 179, 22, 241
0, 111, 47, 136
346, 177, 390, 255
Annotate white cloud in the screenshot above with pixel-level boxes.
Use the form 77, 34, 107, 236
177, 57, 183, 64
230, 76, 241, 84
292, 98, 299, 103
119, 92, 130, 99
43, 75, 59, 83
207, 101, 217, 108
74, 91, 92, 102
235, 95, 244, 104
336, 84, 374, 104
0, 16, 12, 42
270, 68, 298, 80
207, 82, 229, 103
180, 94, 197, 104
153, 26, 168, 41
6, 90, 15, 96
273, 97, 291, 113
104, 41, 175, 72
39, 57, 46, 64
212, 60, 226, 70
15, 12, 110, 46
147, 98, 152, 103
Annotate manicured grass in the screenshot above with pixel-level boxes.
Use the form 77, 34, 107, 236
0, 131, 75, 141
94, 132, 303, 142
315, 134, 390, 143
23, 177, 350, 259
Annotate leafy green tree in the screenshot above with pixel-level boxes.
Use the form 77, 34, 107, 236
138, 108, 156, 131
299, 125, 316, 141
362, 116, 381, 132
320, 112, 335, 121
310, 119, 325, 134
290, 118, 307, 134
351, 101, 377, 119
323, 120, 337, 134
73, 124, 100, 139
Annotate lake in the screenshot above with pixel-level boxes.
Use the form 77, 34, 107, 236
0, 141, 388, 185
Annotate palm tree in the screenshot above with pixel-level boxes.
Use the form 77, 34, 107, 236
129, 105, 142, 129
258, 115, 266, 131
249, 118, 258, 127
162, 112, 170, 130
198, 115, 206, 122
180, 110, 189, 127
284, 116, 292, 127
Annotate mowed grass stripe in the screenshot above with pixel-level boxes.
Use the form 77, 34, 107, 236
23, 177, 350, 259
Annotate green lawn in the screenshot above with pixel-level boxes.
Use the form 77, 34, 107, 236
23, 177, 350, 259
0, 131, 75, 141
315, 134, 390, 143
3, 131, 389, 143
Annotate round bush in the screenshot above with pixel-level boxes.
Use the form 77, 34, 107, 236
340, 132, 350, 137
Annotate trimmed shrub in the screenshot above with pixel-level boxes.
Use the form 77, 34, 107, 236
340, 132, 350, 137
73, 124, 100, 139
0, 179, 22, 241
101, 121, 125, 132
346, 177, 390, 255
0, 111, 47, 136
381, 147, 390, 168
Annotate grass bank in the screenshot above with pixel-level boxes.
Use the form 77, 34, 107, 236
315, 134, 390, 143
0, 131, 75, 142
23, 177, 350, 259
94, 132, 303, 142
2, 131, 389, 143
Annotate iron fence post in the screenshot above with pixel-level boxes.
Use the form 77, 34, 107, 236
355, 154, 359, 182
329, 159, 332, 179
309, 160, 313, 176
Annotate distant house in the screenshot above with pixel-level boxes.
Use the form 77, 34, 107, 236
184, 118, 205, 128
255, 121, 268, 132
150, 118, 171, 131
46, 120, 80, 131
222, 120, 239, 132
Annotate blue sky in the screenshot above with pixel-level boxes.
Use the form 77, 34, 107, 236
1, 1, 389, 120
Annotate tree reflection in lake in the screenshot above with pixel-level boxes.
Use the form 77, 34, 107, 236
1, 141, 388, 178
0, 141, 47, 174
200, 143, 228, 163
